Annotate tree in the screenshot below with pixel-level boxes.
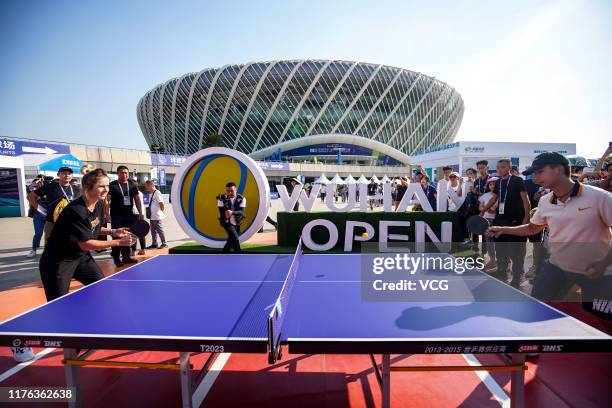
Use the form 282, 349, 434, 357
202, 132, 224, 148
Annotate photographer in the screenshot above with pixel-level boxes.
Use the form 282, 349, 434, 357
28, 167, 82, 243
217, 182, 246, 253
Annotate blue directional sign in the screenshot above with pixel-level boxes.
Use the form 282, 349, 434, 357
0, 138, 70, 157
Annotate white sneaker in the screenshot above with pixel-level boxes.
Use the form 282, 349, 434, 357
26, 250, 36, 259
11, 346, 35, 362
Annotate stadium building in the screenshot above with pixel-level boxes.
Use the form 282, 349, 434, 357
137, 60, 464, 165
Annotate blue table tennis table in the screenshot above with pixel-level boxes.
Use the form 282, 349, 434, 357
1, 244, 610, 408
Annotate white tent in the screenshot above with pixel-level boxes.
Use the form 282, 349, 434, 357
329, 174, 345, 185
356, 174, 369, 184
381, 175, 391, 183
314, 174, 331, 185
345, 174, 356, 184
371, 175, 381, 184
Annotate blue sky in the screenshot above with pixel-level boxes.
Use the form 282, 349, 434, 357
1, 0, 610, 158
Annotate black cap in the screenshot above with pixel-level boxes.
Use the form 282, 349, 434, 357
522, 152, 569, 176
57, 166, 74, 174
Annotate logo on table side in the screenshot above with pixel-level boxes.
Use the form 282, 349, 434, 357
541, 345, 563, 352
12, 339, 21, 347
43, 340, 62, 347
517, 345, 539, 353
592, 299, 612, 314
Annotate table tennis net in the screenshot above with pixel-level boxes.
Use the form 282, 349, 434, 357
267, 238, 303, 363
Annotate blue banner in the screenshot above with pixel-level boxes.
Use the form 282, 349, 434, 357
159, 168, 167, 186
0, 138, 70, 157
282, 143, 372, 157
151, 153, 187, 166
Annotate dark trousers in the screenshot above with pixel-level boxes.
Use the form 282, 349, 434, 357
533, 261, 612, 320
111, 214, 136, 260
494, 238, 527, 286
32, 212, 46, 250
259, 216, 277, 233
39, 251, 103, 301
221, 223, 241, 253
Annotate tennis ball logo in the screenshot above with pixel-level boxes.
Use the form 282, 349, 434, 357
172, 148, 270, 248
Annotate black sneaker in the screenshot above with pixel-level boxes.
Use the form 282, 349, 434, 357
146, 245, 159, 249
122, 258, 138, 264
113, 257, 124, 267
159, 244, 168, 249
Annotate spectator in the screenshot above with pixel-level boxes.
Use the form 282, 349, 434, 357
145, 180, 167, 249
394, 177, 408, 211
25, 175, 48, 258
580, 145, 612, 192
482, 159, 531, 288
441, 166, 453, 181
446, 172, 464, 212
290, 178, 301, 211
368, 179, 378, 210
132, 190, 147, 255
105, 165, 143, 266
340, 184, 348, 203
478, 177, 498, 270
420, 174, 437, 211
511, 166, 520, 177
488, 152, 612, 324
474, 160, 490, 196
465, 168, 477, 183
465, 167, 480, 247
28, 167, 82, 243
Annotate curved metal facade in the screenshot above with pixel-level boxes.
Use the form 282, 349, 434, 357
137, 60, 464, 157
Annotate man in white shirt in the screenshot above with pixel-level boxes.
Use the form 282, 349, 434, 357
217, 182, 246, 253
145, 180, 167, 249
488, 152, 612, 321
447, 172, 465, 212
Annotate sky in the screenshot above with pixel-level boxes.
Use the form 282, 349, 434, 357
0, 0, 610, 158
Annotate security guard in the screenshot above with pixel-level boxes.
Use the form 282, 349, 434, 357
217, 182, 246, 253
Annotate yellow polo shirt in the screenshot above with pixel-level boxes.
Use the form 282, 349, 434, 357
531, 182, 612, 275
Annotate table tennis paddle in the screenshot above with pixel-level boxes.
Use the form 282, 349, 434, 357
130, 219, 150, 238
466, 215, 490, 235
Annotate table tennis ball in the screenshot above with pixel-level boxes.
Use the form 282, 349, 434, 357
362, 232, 369, 238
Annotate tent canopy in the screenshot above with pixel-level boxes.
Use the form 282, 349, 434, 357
23, 154, 82, 174
314, 174, 331, 185
356, 174, 369, 184
329, 174, 345, 184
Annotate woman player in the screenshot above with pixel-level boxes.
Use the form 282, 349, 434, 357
39, 168, 136, 301
13, 169, 136, 361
